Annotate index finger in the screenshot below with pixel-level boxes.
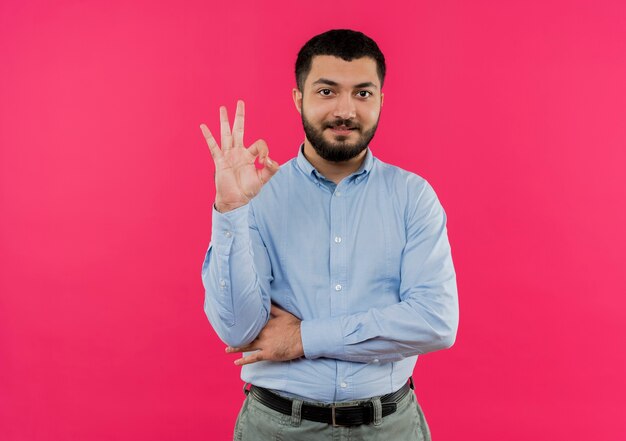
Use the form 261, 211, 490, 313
200, 124, 222, 159
234, 350, 263, 366
225, 344, 255, 353
220, 106, 233, 152
232, 100, 245, 148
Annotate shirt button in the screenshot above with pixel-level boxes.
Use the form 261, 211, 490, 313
224, 231, 232, 238
334, 236, 342, 243
335, 191, 341, 197
373, 359, 379, 363
219, 279, 226, 287
340, 382, 347, 388
335, 284, 342, 291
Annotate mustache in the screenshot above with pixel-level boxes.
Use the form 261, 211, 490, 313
325, 119, 360, 130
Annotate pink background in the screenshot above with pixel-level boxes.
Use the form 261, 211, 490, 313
2, 0, 625, 439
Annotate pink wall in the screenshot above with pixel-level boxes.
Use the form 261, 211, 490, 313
2, 0, 625, 439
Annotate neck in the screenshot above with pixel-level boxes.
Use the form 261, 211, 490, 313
302, 139, 368, 184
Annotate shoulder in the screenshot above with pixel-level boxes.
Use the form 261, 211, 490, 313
369, 156, 447, 230
371, 157, 435, 206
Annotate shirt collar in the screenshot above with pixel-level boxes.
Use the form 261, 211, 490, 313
295, 143, 374, 184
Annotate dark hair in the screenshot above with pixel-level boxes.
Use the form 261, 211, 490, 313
295, 29, 386, 91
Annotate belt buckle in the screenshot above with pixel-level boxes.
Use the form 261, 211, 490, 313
331, 405, 345, 427
331, 403, 359, 427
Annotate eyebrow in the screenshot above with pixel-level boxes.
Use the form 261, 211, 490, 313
311, 78, 379, 89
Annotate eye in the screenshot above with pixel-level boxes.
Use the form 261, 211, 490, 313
357, 90, 372, 98
318, 89, 333, 96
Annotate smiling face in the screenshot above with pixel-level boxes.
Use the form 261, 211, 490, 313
293, 55, 384, 162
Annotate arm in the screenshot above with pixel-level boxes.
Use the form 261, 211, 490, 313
201, 203, 273, 347
300, 181, 458, 363
230, 181, 459, 366
199, 100, 279, 348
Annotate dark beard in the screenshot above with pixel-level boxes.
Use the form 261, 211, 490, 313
301, 113, 379, 162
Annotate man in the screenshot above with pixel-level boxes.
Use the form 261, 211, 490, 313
200, 29, 458, 440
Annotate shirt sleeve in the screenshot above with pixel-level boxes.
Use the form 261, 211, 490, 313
201, 203, 272, 348
299, 182, 459, 363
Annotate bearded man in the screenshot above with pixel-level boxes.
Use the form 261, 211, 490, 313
200, 29, 459, 440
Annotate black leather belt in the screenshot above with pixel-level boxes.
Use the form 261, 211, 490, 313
248, 380, 413, 427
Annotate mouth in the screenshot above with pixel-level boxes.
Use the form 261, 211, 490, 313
330, 127, 353, 134
327, 124, 358, 135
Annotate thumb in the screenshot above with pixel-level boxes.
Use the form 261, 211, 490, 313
258, 156, 280, 184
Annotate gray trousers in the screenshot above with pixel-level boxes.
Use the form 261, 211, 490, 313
233, 386, 431, 441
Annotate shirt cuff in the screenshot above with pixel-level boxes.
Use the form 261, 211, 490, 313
211, 204, 250, 253
300, 316, 344, 360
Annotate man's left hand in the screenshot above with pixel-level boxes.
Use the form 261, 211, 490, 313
225, 304, 304, 366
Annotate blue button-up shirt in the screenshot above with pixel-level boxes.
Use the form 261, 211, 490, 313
201, 145, 458, 403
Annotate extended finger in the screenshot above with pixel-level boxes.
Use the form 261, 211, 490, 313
234, 350, 264, 366
232, 100, 245, 148
219, 106, 233, 152
199, 124, 222, 159
225, 344, 256, 353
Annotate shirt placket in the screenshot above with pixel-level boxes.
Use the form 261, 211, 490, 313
329, 183, 349, 400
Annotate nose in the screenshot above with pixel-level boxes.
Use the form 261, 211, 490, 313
333, 93, 356, 120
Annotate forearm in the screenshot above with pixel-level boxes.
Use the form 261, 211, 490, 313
300, 281, 458, 363
201, 204, 270, 347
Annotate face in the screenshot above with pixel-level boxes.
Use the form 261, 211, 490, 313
293, 55, 384, 162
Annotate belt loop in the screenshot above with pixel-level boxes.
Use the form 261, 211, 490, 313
243, 382, 251, 396
290, 399, 303, 427
408, 376, 414, 390
372, 397, 383, 426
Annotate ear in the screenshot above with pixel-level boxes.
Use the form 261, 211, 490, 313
292, 87, 303, 114
381, 92, 384, 107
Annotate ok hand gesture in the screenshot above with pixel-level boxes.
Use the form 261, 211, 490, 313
200, 100, 279, 213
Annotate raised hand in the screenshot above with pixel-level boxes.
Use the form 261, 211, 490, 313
200, 100, 279, 213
